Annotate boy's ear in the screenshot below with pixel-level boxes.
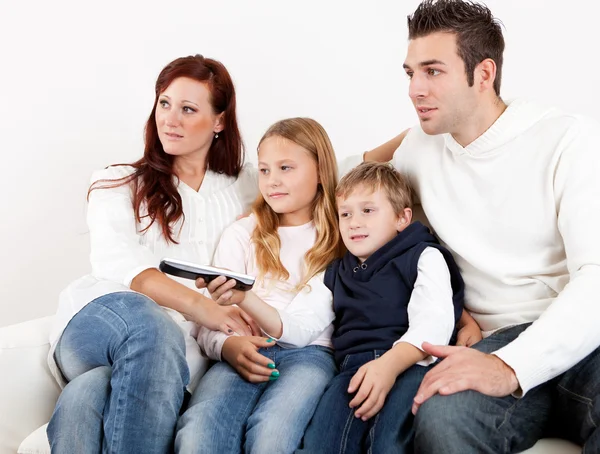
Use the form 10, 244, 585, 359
397, 207, 413, 232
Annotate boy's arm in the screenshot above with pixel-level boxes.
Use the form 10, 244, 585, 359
347, 247, 456, 420
394, 247, 457, 364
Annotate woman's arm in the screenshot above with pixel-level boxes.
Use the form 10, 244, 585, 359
131, 269, 251, 335
87, 167, 251, 335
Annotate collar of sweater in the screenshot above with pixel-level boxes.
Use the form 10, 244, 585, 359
443, 98, 557, 157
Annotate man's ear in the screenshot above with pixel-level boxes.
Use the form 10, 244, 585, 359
397, 207, 413, 232
476, 58, 497, 93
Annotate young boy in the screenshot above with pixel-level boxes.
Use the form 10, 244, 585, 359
299, 162, 474, 453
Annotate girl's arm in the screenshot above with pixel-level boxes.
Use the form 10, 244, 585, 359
209, 272, 334, 348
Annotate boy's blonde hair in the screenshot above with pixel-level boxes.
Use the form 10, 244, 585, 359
336, 162, 414, 213
251, 117, 344, 288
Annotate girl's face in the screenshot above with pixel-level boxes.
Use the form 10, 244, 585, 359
155, 77, 223, 159
257, 135, 319, 226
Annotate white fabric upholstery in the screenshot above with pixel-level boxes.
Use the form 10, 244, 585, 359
0, 316, 58, 454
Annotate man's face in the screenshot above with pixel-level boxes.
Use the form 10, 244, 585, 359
403, 32, 478, 136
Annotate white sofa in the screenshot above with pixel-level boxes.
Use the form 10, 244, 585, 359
0, 317, 583, 454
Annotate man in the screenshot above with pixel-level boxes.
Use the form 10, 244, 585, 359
349, 0, 600, 452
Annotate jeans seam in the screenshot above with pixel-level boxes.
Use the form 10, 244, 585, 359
107, 324, 130, 454
497, 398, 520, 454
366, 412, 381, 454
339, 409, 355, 454
241, 382, 267, 453
341, 355, 350, 371
557, 384, 598, 429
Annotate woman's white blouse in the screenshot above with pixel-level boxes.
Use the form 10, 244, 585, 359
48, 164, 258, 390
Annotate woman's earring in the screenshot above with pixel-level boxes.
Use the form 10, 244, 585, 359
214, 132, 219, 139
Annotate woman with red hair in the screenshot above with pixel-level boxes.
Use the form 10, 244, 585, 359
46, 55, 259, 453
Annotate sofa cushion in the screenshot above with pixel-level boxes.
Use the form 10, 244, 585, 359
17, 424, 50, 454
0, 316, 60, 454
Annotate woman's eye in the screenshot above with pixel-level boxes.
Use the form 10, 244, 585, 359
183, 106, 196, 113
259, 168, 269, 175
159, 100, 169, 108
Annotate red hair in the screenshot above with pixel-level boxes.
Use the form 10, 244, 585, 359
89, 55, 244, 243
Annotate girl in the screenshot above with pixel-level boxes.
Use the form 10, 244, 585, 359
176, 118, 343, 454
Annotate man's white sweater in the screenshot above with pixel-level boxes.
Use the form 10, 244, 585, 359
362, 99, 600, 395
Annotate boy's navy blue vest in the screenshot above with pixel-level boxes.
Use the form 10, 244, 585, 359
324, 221, 464, 365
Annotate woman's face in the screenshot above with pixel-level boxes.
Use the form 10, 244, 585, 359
155, 77, 223, 159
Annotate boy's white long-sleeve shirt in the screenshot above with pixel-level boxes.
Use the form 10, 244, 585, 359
342, 98, 600, 395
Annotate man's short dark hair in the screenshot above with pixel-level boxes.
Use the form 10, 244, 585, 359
408, 0, 505, 96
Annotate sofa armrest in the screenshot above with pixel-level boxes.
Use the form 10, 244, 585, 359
0, 316, 61, 454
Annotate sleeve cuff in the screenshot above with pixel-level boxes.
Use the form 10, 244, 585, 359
123, 264, 158, 288
492, 345, 545, 397
393, 337, 436, 366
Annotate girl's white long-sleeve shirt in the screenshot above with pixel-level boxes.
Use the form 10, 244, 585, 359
198, 215, 336, 359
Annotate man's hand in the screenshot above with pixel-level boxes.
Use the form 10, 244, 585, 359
221, 336, 277, 383
412, 342, 519, 415
348, 358, 397, 421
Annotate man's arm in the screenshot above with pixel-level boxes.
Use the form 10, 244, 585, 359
364, 129, 409, 162
493, 117, 600, 394
412, 117, 600, 412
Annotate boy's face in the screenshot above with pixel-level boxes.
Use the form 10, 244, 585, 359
337, 185, 411, 263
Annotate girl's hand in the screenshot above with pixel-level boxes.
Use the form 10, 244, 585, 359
207, 275, 248, 306
222, 336, 278, 383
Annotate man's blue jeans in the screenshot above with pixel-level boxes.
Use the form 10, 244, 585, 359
414, 323, 600, 453
175, 344, 336, 454
47, 292, 190, 454
298, 350, 430, 454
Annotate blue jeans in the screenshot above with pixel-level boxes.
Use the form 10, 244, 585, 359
175, 344, 336, 454
47, 292, 190, 454
298, 350, 429, 454
414, 323, 600, 453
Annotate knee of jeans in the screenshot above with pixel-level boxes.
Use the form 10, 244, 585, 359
246, 427, 297, 454
54, 366, 111, 415
118, 293, 186, 353
414, 392, 474, 436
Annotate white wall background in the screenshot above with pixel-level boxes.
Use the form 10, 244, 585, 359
0, 0, 598, 327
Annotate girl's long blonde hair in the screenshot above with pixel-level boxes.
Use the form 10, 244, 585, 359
251, 117, 343, 288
